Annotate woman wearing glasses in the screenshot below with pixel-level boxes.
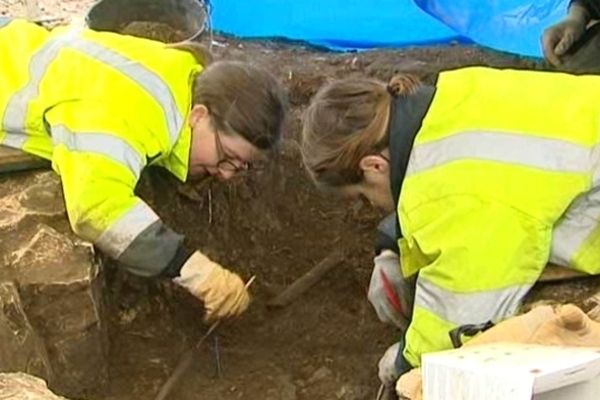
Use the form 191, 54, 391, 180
0, 18, 287, 322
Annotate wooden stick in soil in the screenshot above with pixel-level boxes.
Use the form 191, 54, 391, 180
267, 249, 345, 308
154, 276, 256, 400
376, 383, 386, 400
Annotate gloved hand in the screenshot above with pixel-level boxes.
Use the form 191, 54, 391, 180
395, 306, 553, 399
173, 251, 250, 322
368, 250, 410, 330
465, 305, 554, 346
378, 342, 404, 386
542, 5, 588, 66
396, 368, 422, 400
530, 304, 600, 347
394, 305, 600, 399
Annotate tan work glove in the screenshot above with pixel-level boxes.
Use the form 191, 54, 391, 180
173, 251, 250, 322
396, 368, 422, 400
395, 306, 555, 399
395, 305, 600, 399
466, 305, 554, 346
530, 304, 600, 347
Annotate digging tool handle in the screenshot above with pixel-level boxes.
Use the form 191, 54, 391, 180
268, 250, 345, 308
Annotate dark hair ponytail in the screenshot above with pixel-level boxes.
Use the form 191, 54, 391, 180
387, 74, 422, 97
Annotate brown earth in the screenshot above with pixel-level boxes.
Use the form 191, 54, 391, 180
2, 6, 600, 400
97, 36, 600, 400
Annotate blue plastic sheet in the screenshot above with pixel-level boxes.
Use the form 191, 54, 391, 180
414, 0, 569, 57
209, 0, 569, 57
209, 0, 463, 50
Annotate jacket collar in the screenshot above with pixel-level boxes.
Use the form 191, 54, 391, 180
388, 85, 436, 206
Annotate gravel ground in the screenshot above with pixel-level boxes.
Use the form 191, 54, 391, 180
0, 0, 94, 21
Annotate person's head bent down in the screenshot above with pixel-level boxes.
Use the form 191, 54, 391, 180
301, 74, 420, 211
187, 60, 287, 181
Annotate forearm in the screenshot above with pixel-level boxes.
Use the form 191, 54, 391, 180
375, 212, 400, 255
67, 195, 194, 277
104, 218, 194, 278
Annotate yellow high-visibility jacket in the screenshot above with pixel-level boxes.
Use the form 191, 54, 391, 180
0, 19, 203, 277
391, 66, 600, 367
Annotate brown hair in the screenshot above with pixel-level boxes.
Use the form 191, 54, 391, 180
191, 60, 287, 150
301, 73, 420, 187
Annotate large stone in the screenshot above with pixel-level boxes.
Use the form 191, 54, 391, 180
0, 171, 65, 231
0, 282, 53, 381
10, 225, 108, 396
0, 171, 108, 397
0, 372, 69, 399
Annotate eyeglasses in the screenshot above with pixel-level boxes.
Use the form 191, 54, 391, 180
378, 152, 390, 163
213, 130, 251, 173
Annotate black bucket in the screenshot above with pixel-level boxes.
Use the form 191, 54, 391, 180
85, 0, 208, 43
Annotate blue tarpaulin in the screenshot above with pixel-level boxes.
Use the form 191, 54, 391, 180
209, 0, 570, 57
414, 0, 569, 57
210, 0, 463, 50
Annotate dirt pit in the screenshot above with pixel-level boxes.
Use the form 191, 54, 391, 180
2, 14, 600, 399
85, 36, 600, 400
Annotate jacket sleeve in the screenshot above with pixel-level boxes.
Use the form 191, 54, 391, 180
398, 195, 550, 367
44, 101, 192, 277
571, 0, 600, 19
375, 212, 401, 255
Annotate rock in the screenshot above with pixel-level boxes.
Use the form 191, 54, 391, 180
0, 172, 64, 231
17, 173, 65, 216
0, 282, 53, 381
336, 384, 372, 400
0, 171, 108, 398
307, 366, 333, 385
584, 292, 600, 322
265, 373, 297, 400
0, 372, 69, 399
11, 225, 108, 396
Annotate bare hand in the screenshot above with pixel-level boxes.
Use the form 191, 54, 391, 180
542, 17, 586, 66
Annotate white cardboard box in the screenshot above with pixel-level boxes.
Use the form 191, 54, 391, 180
422, 343, 600, 400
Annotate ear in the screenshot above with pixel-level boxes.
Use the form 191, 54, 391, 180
189, 104, 209, 127
359, 155, 389, 174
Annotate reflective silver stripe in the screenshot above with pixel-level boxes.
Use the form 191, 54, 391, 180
1, 26, 81, 147
95, 202, 160, 259
2, 27, 182, 150
407, 131, 593, 176
551, 186, 600, 266
52, 125, 145, 179
415, 277, 531, 326
68, 38, 183, 146
1, 133, 27, 149
0, 17, 11, 29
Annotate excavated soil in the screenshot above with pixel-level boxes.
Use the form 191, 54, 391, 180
97, 37, 600, 400
3, 5, 600, 400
